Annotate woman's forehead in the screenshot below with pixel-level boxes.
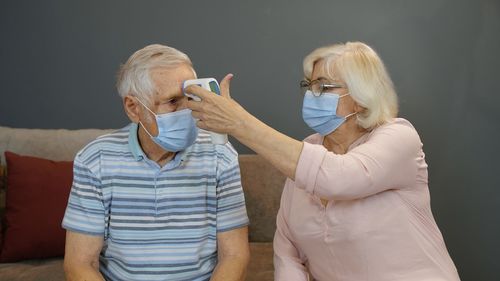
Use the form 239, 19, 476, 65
312, 61, 343, 83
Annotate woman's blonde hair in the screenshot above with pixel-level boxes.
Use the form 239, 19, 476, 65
303, 42, 398, 129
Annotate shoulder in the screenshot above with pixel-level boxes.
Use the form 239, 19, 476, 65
75, 125, 131, 166
364, 118, 423, 152
372, 118, 420, 140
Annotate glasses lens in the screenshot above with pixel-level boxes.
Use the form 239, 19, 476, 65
310, 80, 323, 95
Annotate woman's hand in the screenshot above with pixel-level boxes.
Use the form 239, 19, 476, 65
185, 74, 251, 139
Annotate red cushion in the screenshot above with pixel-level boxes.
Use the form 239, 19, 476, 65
0, 151, 73, 262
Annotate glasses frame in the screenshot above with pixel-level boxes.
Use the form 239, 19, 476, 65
300, 79, 345, 97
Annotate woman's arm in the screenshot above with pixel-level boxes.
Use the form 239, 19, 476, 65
294, 120, 422, 200
186, 76, 421, 201
186, 74, 303, 180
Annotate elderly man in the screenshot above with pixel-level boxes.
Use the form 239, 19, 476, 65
62, 44, 250, 281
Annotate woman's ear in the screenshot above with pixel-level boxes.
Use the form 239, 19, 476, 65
124, 96, 141, 123
354, 102, 366, 114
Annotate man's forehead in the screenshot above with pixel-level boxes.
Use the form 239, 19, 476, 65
151, 65, 196, 79
150, 66, 195, 95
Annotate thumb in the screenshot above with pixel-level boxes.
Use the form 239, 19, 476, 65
219, 73, 233, 98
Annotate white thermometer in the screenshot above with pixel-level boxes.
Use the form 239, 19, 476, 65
183, 78, 228, 145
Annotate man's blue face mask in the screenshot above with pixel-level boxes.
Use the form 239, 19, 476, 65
136, 98, 198, 152
302, 90, 357, 136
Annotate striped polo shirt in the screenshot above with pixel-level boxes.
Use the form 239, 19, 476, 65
62, 123, 249, 281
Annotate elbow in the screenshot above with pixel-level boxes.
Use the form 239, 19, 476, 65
64, 257, 101, 281
63, 259, 77, 281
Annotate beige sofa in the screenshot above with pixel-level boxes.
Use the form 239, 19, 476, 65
0, 126, 286, 281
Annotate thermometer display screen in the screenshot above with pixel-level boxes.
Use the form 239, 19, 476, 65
209, 81, 220, 95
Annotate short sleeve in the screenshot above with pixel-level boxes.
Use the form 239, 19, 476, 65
62, 156, 106, 236
215, 148, 249, 233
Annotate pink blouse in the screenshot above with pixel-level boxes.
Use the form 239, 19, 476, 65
274, 118, 460, 281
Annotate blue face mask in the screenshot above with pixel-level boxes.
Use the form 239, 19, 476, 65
136, 99, 198, 152
302, 90, 357, 136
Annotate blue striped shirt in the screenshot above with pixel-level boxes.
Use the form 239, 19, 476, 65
62, 123, 249, 281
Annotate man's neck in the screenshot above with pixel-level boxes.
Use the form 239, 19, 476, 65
137, 126, 176, 166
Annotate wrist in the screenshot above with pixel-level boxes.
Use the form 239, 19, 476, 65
231, 110, 257, 140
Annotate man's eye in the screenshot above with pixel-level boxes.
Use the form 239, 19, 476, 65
167, 99, 177, 105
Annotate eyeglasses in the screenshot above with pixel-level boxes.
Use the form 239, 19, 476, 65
300, 79, 345, 96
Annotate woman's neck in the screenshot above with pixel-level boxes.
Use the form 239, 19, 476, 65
323, 124, 367, 154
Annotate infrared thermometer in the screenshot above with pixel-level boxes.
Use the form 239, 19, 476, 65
183, 78, 228, 145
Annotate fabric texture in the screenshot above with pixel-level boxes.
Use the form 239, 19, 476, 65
0, 152, 73, 262
274, 118, 461, 281
62, 123, 249, 281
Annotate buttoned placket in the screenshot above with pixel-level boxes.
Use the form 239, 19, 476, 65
311, 195, 335, 242
141, 155, 184, 218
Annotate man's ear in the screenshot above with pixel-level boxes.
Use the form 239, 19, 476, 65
124, 96, 141, 123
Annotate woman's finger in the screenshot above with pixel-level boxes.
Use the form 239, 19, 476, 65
191, 111, 203, 120
186, 99, 203, 111
184, 85, 213, 101
219, 73, 233, 99
196, 120, 209, 131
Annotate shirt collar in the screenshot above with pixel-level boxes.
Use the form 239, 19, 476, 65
128, 123, 146, 161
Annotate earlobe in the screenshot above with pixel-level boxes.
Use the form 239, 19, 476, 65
354, 102, 366, 113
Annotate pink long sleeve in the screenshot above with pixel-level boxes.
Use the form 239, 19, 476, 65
295, 119, 422, 200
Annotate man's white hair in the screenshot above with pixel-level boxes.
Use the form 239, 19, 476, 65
303, 42, 398, 129
116, 44, 194, 106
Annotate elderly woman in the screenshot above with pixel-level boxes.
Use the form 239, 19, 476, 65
185, 42, 460, 281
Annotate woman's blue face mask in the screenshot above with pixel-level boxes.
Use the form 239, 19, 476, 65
136, 98, 198, 152
302, 90, 357, 136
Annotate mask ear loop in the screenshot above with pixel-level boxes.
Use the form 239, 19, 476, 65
135, 97, 157, 116
338, 93, 357, 120
134, 97, 157, 138
344, 111, 358, 119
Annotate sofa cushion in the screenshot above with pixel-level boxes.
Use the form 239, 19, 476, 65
247, 242, 275, 281
0, 126, 114, 233
0, 152, 73, 262
239, 155, 286, 242
0, 258, 64, 281
0, 165, 5, 219
0, 126, 115, 163
0, 166, 5, 191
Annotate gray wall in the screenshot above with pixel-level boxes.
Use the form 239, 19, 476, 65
1, 0, 499, 280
